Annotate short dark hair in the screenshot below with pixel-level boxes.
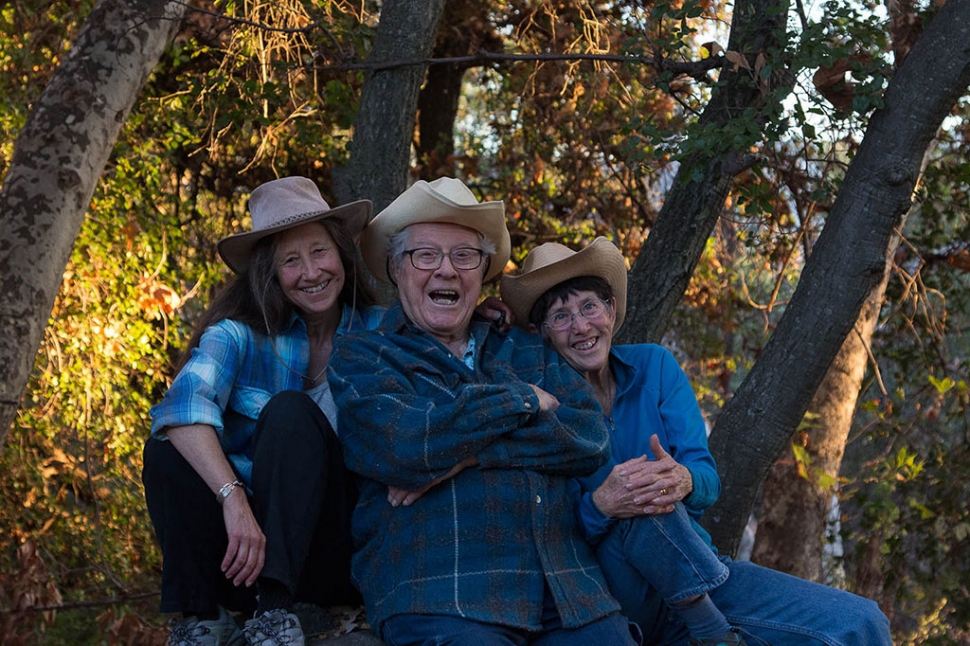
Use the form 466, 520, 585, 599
528, 275, 614, 328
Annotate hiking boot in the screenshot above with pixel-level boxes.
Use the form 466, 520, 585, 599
168, 607, 245, 646
242, 609, 305, 646
689, 628, 748, 646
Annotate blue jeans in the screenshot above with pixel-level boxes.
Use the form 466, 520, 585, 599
381, 586, 637, 646
596, 504, 892, 645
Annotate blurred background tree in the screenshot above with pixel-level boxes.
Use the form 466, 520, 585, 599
0, 0, 967, 643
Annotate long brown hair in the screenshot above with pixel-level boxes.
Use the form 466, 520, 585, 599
174, 219, 375, 372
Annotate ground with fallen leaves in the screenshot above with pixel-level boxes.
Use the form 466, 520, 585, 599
295, 603, 381, 645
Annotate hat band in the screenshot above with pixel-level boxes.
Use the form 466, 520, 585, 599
256, 209, 328, 232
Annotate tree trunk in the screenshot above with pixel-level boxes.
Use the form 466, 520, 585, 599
703, 0, 970, 555
334, 0, 446, 212
753, 0, 934, 582
416, 0, 499, 181
0, 0, 186, 451
752, 274, 888, 580
617, 0, 792, 346
417, 62, 466, 180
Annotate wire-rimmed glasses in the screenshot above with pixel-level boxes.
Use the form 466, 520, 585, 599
543, 299, 611, 331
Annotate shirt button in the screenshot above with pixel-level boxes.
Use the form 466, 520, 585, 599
525, 402, 533, 410
536, 495, 542, 504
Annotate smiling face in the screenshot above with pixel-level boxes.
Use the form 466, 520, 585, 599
392, 222, 486, 348
541, 289, 616, 378
274, 221, 345, 325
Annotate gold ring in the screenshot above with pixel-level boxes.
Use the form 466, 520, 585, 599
661, 488, 667, 496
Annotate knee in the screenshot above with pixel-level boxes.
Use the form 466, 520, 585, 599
253, 390, 337, 454
260, 390, 317, 421
854, 596, 892, 641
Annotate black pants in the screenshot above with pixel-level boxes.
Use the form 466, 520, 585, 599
142, 390, 360, 615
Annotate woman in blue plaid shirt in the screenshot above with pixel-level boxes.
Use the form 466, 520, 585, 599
143, 176, 381, 646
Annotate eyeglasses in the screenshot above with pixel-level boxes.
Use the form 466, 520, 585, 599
543, 299, 611, 331
404, 247, 486, 271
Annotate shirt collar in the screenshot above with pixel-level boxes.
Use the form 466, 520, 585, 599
382, 301, 491, 361
285, 304, 360, 337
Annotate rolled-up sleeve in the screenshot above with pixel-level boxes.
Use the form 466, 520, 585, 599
150, 323, 243, 438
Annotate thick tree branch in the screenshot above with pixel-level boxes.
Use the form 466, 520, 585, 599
617, 0, 793, 346
703, 0, 970, 554
0, 0, 186, 449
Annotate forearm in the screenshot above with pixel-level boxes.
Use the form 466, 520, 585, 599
166, 423, 241, 498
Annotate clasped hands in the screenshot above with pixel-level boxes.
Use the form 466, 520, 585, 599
590, 434, 693, 518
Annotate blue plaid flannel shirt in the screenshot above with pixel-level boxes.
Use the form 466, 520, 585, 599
329, 302, 620, 633
150, 305, 383, 485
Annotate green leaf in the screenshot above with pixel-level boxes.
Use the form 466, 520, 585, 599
928, 374, 955, 395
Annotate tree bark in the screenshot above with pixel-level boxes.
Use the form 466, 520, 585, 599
417, 62, 467, 180
334, 0, 446, 212
0, 0, 186, 451
703, 0, 970, 555
416, 0, 500, 180
752, 274, 888, 580
617, 0, 792, 346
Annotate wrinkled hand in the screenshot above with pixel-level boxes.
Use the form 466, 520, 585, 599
591, 455, 670, 518
529, 384, 560, 413
220, 491, 266, 587
387, 456, 479, 507
643, 434, 693, 510
477, 296, 514, 331
591, 435, 693, 517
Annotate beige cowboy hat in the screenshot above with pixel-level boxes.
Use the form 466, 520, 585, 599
500, 236, 628, 331
361, 177, 510, 284
217, 176, 372, 274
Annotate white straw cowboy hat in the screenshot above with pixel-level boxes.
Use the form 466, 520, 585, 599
500, 236, 628, 331
217, 176, 372, 274
361, 177, 509, 284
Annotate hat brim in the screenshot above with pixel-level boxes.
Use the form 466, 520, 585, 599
362, 182, 509, 284
500, 237, 628, 332
217, 199, 371, 274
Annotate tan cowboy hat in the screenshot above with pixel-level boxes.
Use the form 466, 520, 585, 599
217, 176, 372, 274
361, 177, 510, 284
500, 237, 628, 331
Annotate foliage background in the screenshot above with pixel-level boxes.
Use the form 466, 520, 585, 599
0, 0, 967, 643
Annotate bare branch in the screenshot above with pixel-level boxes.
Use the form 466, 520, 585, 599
0, 591, 160, 615
314, 50, 725, 80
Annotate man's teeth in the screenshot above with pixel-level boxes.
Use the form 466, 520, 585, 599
430, 290, 459, 304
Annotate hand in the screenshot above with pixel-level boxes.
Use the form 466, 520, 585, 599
387, 456, 479, 507
529, 384, 560, 413
591, 455, 675, 518
477, 296, 514, 330
590, 435, 694, 517
642, 434, 694, 510
220, 491, 266, 587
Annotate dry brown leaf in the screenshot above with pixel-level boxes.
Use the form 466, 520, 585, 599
724, 50, 750, 72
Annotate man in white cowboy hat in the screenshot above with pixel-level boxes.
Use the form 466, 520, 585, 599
328, 178, 637, 645
145, 176, 383, 646
500, 238, 892, 646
